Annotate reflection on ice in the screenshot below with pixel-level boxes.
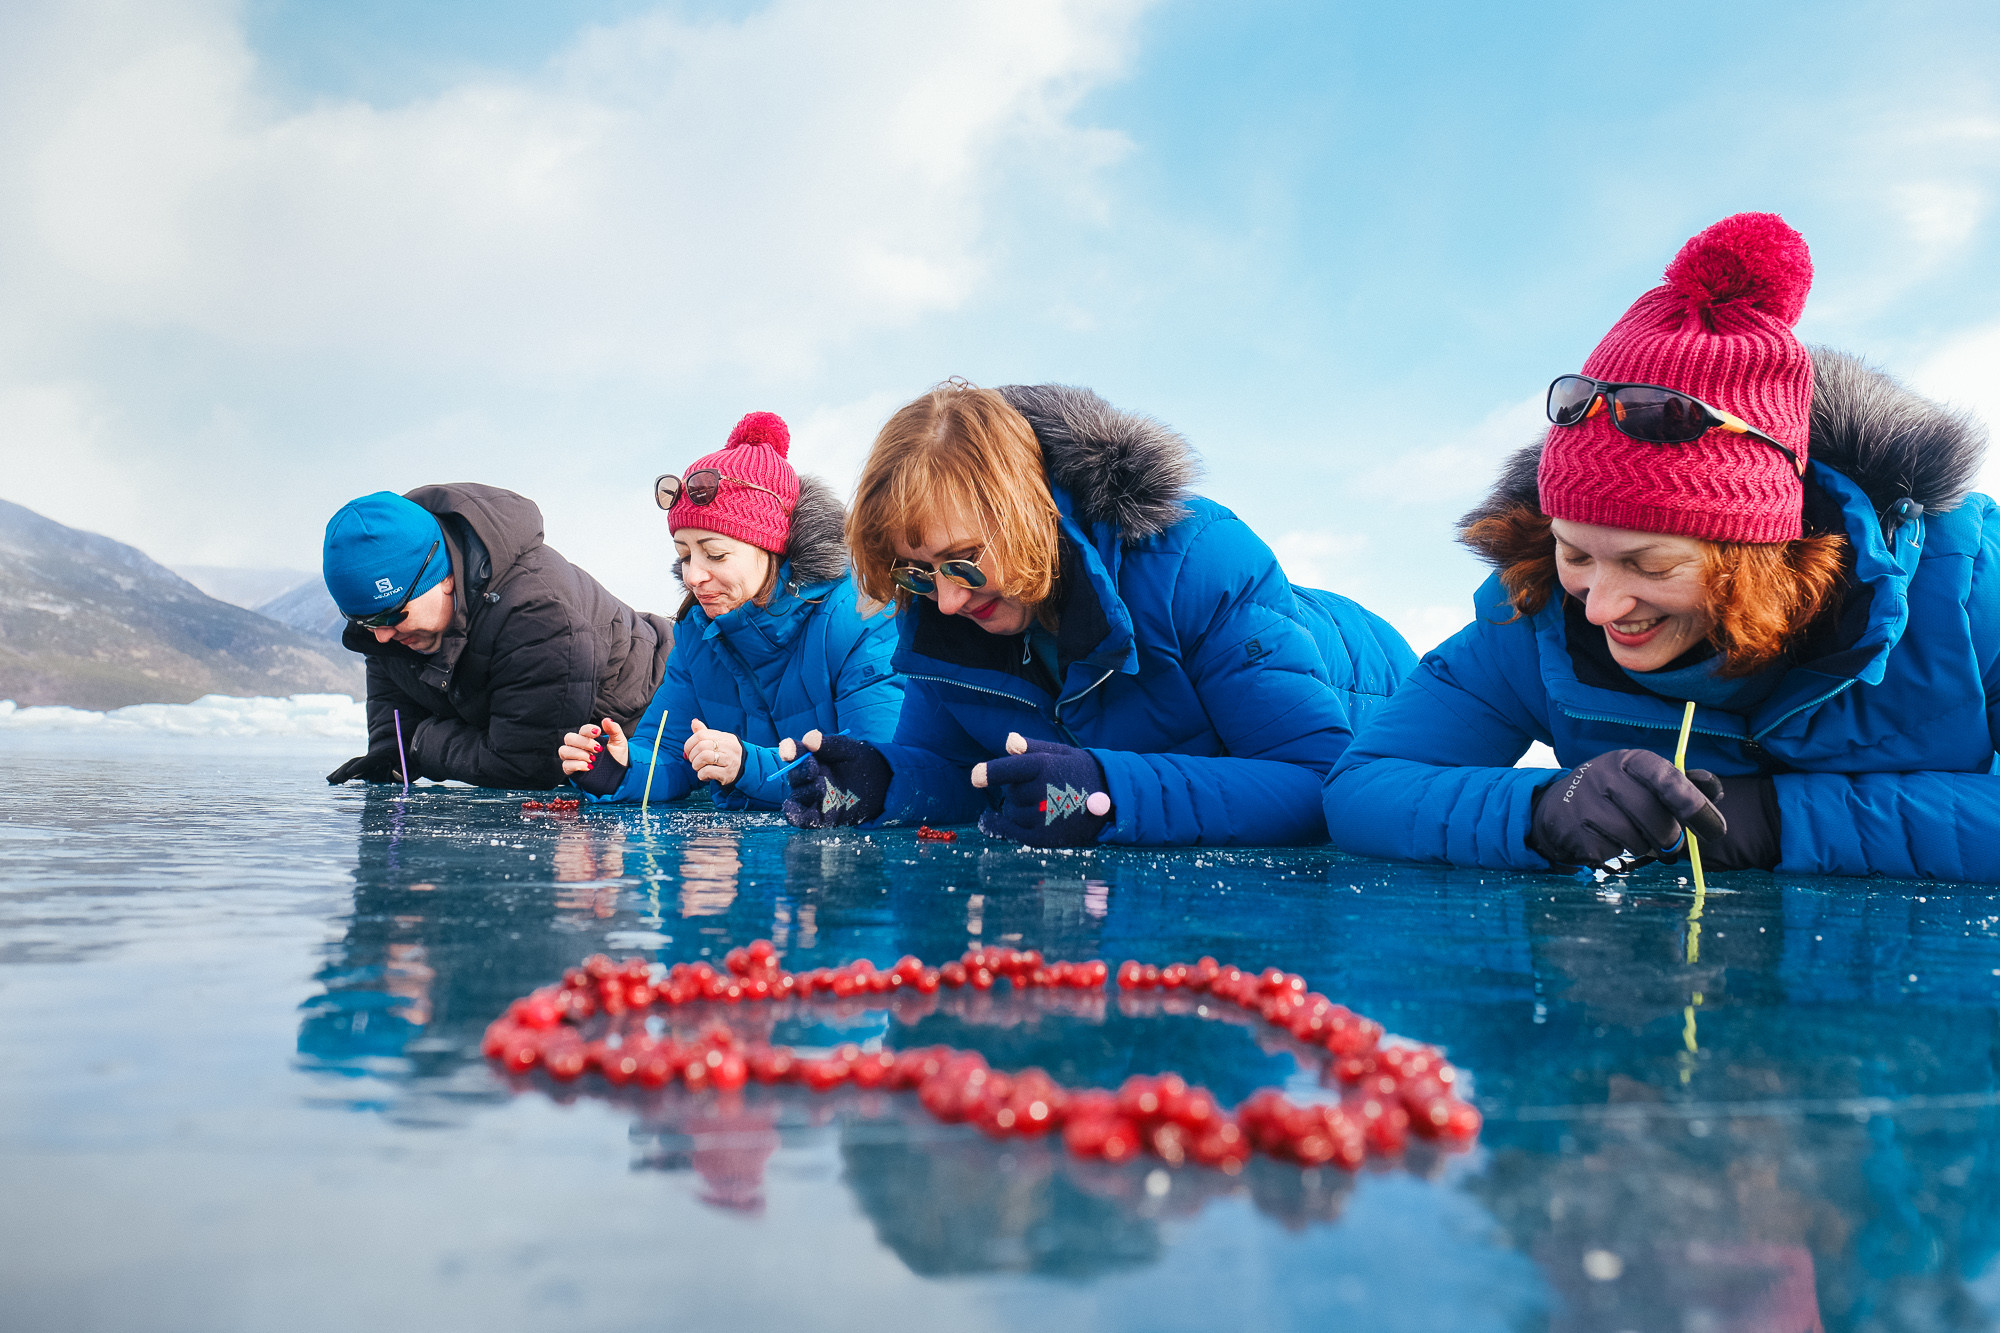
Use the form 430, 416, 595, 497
15, 739, 1984, 1329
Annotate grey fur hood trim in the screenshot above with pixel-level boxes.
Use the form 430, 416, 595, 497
1458, 348, 1989, 540
999, 384, 1201, 542
672, 474, 850, 593
783, 475, 851, 586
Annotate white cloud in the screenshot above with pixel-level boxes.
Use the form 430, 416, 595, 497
1351, 393, 1543, 507
0, 0, 1154, 583
1268, 528, 1368, 591
1, 0, 1146, 379
1910, 320, 2000, 500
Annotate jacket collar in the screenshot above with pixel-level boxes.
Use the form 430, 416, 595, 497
1529, 460, 1921, 741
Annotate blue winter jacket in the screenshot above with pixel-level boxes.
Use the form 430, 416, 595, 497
582, 479, 903, 809
865, 384, 1418, 846
1324, 351, 2000, 882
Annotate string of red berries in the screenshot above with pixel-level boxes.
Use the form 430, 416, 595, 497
482, 940, 1482, 1174
521, 798, 581, 813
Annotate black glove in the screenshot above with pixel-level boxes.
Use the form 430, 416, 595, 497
570, 749, 628, 797
782, 734, 892, 827
1696, 774, 1781, 871
1529, 749, 1727, 868
326, 750, 402, 785
974, 736, 1111, 847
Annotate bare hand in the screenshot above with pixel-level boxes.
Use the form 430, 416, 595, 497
683, 717, 745, 786
559, 718, 629, 775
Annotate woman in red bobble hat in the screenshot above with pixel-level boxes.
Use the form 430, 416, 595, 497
1324, 212, 2000, 881
555, 412, 904, 809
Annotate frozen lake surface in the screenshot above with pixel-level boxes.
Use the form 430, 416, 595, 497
3, 730, 1998, 1332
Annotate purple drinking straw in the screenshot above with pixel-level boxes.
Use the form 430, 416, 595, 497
393, 708, 410, 795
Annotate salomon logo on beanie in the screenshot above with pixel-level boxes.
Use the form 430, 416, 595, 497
323, 492, 450, 615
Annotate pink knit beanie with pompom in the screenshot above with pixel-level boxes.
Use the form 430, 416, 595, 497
1537, 212, 1815, 544
667, 411, 800, 553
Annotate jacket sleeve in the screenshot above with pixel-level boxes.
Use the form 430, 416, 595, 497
726, 603, 907, 810
871, 677, 994, 828
406, 600, 597, 790
364, 660, 430, 759
584, 634, 698, 805
1091, 516, 1364, 846
1772, 533, 2000, 881
1321, 610, 1559, 869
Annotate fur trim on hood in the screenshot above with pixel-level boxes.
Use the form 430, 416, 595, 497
1458, 348, 1989, 542
673, 474, 850, 598
999, 384, 1202, 542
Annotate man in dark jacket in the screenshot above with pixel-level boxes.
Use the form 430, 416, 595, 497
321, 485, 672, 790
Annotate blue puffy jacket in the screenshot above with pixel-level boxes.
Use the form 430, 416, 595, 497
1325, 351, 2000, 881
865, 384, 1417, 846
583, 478, 903, 809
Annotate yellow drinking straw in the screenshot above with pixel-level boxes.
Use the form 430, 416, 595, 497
641, 716, 665, 812
1672, 699, 1709, 897
1675, 699, 1707, 1082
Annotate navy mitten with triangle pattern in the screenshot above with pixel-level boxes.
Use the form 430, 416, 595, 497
974, 735, 1111, 848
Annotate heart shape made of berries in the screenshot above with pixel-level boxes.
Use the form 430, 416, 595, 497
483, 941, 1482, 1174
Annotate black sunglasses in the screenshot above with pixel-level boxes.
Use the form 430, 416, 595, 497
346, 540, 439, 630
890, 552, 988, 597
655, 469, 785, 510
1547, 375, 1804, 476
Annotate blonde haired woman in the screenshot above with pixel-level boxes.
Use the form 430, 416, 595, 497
781, 382, 1415, 846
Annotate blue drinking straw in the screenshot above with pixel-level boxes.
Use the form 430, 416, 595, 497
770, 728, 851, 781
393, 708, 410, 795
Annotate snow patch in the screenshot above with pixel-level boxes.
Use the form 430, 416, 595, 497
0, 693, 365, 739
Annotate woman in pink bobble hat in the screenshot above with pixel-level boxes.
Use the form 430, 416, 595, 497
1324, 212, 2000, 881
554, 411, 904, 809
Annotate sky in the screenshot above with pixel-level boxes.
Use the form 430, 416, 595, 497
2, 0, 1997, 649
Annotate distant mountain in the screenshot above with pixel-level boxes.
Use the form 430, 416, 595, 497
257, 578, 347, 643
0, 498, 362, 709
171, 564, 314, 610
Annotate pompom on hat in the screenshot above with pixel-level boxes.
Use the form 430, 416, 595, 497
1537, 212, 1815, 544
667, 411, 800, 554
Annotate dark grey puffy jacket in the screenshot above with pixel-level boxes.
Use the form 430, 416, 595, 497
343, 483, 672, 789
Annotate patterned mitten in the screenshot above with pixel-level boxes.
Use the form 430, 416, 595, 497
973, 734, 1111, 848
782, 733, 892, 828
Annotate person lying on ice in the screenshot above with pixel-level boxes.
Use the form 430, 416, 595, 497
556, 412, 902, 809
322, 486, 672, 790
780, 380, 1417, 847
1323, 212, 2000, 881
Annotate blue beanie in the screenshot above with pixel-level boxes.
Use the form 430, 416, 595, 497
323, 492, 451, 616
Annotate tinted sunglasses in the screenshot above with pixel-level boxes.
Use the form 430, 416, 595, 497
890, 553, 988, 597
1547, 375, 1804, 476
346, 540, 439, 630
655, 469, 786, 510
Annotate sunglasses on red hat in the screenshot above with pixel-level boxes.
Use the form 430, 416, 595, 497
655, 469, 786, 510
345, 540, 439, 631
1547, 375, 1805, 476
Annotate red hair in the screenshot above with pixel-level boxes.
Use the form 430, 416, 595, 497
1460, 504, 1849, 677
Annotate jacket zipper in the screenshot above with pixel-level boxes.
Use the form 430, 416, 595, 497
901, 670, 1088, 746
1557, 676, 1855, 755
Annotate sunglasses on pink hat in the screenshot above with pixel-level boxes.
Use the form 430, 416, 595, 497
1547, 375, 1804, 477
654, 469, 789, 511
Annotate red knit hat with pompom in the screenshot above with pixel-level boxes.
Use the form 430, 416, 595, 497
1537, 212, 1815, 544
668, 411, 800, 554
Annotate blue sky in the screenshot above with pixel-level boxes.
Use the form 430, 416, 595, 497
3, 0, 1996, 646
